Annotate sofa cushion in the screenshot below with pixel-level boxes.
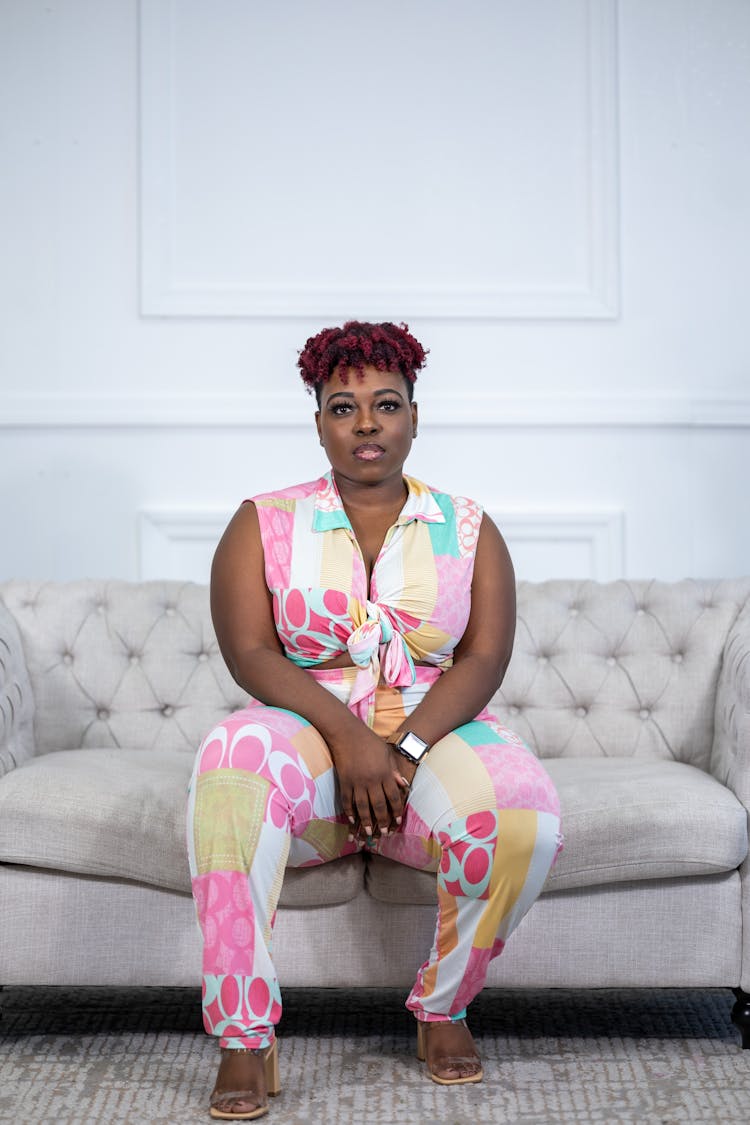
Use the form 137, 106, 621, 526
365, 757, 749, 904
0, 749, 364, 906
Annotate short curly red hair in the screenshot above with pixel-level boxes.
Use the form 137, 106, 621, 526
297, 321, 427, 403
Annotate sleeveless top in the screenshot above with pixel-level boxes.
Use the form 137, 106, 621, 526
250, 471, 483, 716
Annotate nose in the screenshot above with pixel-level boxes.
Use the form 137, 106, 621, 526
354, 406, 380, 434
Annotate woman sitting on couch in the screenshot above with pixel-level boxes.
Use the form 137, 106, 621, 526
187, 320, 563, 1120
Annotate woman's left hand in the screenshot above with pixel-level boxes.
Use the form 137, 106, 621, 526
350, 746, 417, 844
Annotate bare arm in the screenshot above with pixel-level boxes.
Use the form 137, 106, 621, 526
211, 501, 360, 742
389, 514, 515, 753
210, 502, 408, 835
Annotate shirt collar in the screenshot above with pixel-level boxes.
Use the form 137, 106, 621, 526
312, 471, 445, 532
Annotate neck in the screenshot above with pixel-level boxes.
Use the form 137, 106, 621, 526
332, 468, 407, 513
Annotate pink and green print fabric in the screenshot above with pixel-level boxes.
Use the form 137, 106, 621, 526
250, 472, 483, 722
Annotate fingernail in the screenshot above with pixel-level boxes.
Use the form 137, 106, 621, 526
348, 816, 356, 824
396, 816, 402, 826
347, 833, 354, 842
365, 826, 372, 837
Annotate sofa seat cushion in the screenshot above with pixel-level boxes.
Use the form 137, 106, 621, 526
366, 757, 749, 904
0, 749, 364, 906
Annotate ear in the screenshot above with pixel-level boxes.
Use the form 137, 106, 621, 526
315, 410, 323, 445
411, 401, 418, 436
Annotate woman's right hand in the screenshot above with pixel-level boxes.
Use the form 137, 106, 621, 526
331, 728, 412, 843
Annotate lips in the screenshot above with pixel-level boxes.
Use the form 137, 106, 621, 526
353, 443, 385, 461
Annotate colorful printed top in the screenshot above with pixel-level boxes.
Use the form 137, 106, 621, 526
250, 472, 484, 717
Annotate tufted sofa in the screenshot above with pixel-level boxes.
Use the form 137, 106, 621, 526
1, 578, 750, 1046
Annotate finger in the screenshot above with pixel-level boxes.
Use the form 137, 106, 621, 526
339, 786, 358, 839
388, 773, 410, 827
353, 788, 375, 840
384, 775, 405, 814
369, 788, 392, 837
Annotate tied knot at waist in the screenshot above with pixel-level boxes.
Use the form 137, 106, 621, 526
346, 601, 415, 708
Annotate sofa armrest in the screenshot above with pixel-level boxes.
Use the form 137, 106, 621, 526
712, 601, 750, 807
0, 600, 35, 778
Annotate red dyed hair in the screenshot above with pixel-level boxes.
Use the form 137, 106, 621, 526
297, 321, 427, 402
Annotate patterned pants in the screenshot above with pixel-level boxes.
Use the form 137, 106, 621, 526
187, 667, 562, 1049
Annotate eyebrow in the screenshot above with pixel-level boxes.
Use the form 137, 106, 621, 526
326, 388, 405, 402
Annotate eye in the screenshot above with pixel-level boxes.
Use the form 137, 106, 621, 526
329, 402, 353, 415
377, 399, 402, 412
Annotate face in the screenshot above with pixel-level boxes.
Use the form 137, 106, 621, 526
315, 366, 418, 487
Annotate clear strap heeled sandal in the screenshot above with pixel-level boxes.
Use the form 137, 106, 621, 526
416, 1018, 484, 1086
209, 1041, 281, 1121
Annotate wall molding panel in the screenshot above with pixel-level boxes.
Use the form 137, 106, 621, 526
138, 511, 228, 582
490, 510, 625, 582
138, 507, 625, 583
138, 0, 620, 319
4, 393, 750, 429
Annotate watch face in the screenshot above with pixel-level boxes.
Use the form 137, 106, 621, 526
399, 732, 429, 761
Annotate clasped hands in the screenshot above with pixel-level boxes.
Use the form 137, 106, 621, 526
335, 731, 418, 846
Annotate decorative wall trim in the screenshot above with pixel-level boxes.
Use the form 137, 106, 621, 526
490, 510, 625, 582
139, 508, 629, 585
138, 511, 227, 582
4, 393, 750, 429
138, 506, 625, 582
138, 0, 620, 319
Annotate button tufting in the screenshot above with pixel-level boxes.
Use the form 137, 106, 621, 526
198, 652, 209, 663
576, 707, 587, 718
636, 608, 645, 616
606, 657, 616, 667
509, 705, 520, 716
569, 607, 579, 617
129, 653, 140, 665
537, 655, 549, 665
97, 708, 109, 720
639, 708, 651, 719
62, 653, 73, 666
96, 602, 106, 614
162, 705, 174, 717
673, 653, 684, 664
165, 606, 176, 617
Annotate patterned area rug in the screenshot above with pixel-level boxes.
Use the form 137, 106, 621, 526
1, 986, 749, 1123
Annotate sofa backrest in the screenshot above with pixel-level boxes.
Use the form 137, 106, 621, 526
0, 599, 35, 777
0, 581, 248, 757
493, 578, 750, 770
1, 578, 749, 770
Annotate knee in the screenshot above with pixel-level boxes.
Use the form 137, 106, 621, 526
194, 707, 319, 829
437, 810, 503, 900
196, 706, 300, 777
438, 808, 558, 900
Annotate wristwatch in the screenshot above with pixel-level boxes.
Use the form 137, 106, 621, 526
393, 731, 430, 764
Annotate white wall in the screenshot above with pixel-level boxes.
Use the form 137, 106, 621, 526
1, 0, 748, 583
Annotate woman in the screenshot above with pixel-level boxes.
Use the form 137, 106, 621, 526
188, 321, 562, 1120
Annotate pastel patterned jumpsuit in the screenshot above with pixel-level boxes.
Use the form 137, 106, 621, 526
187, 472, 562, 1049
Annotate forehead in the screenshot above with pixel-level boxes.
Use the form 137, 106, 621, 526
321, 365, 409, 400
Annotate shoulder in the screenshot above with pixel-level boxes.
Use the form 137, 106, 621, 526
246, 476, 325, 508
410, 477, 483, 515
413, 479, 484, 555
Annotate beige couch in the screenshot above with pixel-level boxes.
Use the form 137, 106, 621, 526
1, 578, 749, 1047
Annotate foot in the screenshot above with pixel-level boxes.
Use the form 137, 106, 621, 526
418, 1019, 483, 1085
209, 1048, 269, 1120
